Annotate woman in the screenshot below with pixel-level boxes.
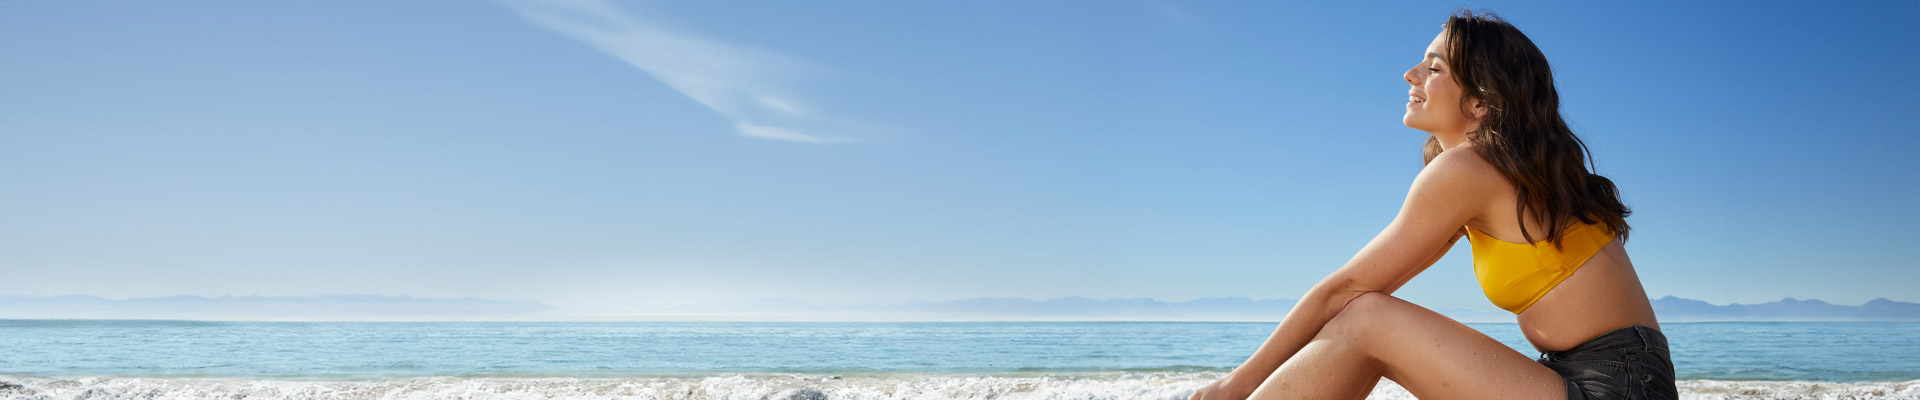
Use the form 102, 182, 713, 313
1190, 9, 1677, 400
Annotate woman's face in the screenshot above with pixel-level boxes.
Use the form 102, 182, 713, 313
1403, 30, 1484, 136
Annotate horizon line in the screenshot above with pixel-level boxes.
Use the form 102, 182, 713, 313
3, 293, 1916, 307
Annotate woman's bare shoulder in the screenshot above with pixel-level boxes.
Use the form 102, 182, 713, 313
1416, 144, 1513, 228
1422, 144, 1508, 189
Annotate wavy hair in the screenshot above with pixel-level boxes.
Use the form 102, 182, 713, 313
1420, 8, 1632, 249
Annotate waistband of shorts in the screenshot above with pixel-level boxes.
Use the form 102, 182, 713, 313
1543, 325, 1667, 357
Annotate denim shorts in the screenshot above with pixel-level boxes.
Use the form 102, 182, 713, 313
1536, 325, 1678, 400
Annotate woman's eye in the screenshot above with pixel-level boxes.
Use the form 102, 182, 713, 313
1428, 68, 1441, 73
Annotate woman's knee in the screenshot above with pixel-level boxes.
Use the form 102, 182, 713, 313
1325, 292, 1398, 334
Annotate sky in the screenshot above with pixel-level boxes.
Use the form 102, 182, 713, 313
1, 1, 1915, 314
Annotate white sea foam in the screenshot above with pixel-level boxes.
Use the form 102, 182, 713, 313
0, 374, 1916, 400
1678, 379, 1920, 400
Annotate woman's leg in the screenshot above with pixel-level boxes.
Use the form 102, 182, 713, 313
1247, 292, 1568, 400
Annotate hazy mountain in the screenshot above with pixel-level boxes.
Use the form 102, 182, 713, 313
665, 296, 1512, 322
897, 296, 1297, 321
0, 294, 552, 321
1652, 296, 1920, 321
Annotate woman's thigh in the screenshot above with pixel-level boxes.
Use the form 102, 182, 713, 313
1338, 292, 1568, 400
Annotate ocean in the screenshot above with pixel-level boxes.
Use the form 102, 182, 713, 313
0, 320, 1914, 399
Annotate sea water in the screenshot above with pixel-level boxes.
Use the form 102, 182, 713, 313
0, 321, 1915, 399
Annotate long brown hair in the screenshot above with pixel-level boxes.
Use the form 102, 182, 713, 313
1421, 8, 1632, 249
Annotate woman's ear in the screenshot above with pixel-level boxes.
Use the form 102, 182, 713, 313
1467, 97, 1489, 120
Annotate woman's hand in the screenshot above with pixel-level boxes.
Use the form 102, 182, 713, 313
1190, 374, 1258, 400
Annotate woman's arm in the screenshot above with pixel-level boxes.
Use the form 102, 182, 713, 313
1216, 228, 1466, 393
1384, 227, 1468, 294
1196, 151, 1494, 398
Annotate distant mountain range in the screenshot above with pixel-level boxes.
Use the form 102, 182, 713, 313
0, 294, 551, 321
898, 296, 1302, 320
1650, 296, 1920, 322
1, 294, 1915, 322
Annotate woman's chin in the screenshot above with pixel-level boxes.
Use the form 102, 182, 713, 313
1403, 120, 1440, 134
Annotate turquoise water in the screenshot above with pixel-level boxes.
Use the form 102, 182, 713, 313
1, 320, 1914, 382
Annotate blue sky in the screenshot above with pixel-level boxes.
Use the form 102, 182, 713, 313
1, 1, 1914, 314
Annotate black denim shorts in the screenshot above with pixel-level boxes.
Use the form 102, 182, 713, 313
1536, 325, 1678, 400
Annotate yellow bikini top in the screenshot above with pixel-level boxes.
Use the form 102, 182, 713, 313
1464, 220, 1617, 314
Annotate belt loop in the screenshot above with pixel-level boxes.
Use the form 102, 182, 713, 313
1632, 325, 1653, 352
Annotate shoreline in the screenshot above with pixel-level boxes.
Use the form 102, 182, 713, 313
4, 373, 1917, 400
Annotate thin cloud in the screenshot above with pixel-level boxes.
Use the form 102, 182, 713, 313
736, 122, 833, 143
502, 0, 858, 143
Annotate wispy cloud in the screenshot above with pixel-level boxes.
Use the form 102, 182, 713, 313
502, 0, 862, 143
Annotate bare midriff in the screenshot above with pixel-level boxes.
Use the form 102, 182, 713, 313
1512, 238, 1662, 353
